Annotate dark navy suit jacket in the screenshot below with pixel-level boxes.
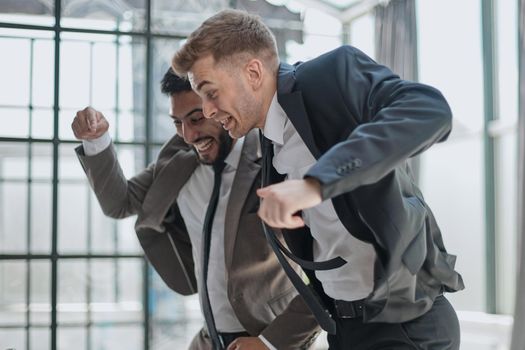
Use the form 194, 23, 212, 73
276, 45, 464, 323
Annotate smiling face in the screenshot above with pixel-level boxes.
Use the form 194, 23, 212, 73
170, 90, 233, 164
188, 55, 268, 139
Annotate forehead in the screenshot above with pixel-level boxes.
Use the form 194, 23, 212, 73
188, 55, 228, 90
170, 91, 202, 114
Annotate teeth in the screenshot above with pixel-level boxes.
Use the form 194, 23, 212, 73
196, 138, 213, 151
221, 116, 232, 129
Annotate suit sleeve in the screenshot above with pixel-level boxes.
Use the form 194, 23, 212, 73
304, 46, 452, 200
76, 141, 198, 295
259, 294, 320, 349
76, 142, 154, 218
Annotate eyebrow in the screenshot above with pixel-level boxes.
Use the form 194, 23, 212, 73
195, 80, 211, 91
171, 108, 203, 121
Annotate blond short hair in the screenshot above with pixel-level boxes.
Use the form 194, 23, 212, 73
172, 9, 279, 76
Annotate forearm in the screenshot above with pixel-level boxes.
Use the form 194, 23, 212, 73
76, 140, 153, 218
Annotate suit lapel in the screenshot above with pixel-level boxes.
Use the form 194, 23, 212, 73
277, 63, 321, 159
139, 147, 199, 230
224, 130, 261, 274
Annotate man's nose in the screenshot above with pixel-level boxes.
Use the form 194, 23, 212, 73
202, 99, 217, 119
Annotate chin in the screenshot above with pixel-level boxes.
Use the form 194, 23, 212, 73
229, 128, 244, 139
198, 155, 215, 165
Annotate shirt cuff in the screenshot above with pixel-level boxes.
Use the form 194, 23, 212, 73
82, 132, 111, 156
258, 335, 277, 350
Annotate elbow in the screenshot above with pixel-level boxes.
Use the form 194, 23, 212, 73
101, 204, 129, 219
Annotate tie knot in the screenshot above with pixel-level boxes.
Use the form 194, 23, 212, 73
259, 132, 273, 152
212, 159, 226, 174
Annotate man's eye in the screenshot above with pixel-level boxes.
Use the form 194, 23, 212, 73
191, 116, 204, 124
173, 120, 182, 126
207, 91, 217, 100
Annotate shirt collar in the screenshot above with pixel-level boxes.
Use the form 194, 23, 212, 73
223, 136, 244, 170
262, 93, 287, 146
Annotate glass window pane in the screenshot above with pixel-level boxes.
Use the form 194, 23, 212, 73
59, 36, 93, 111
59, 142, 88, 180
58, 143, 89, 253
417, 0, 484, 131
274, 4, 340, 64
58, 260, 87, 324
151, 0, 228, 35
420, 137, 485, 312
116, 110, 145, 143
116, 145, 145, 178
91, 325, 143, 350
0, 1, 54, 26
151, 269, 202, 349
30, 327, 51, 350
61, 0, 146, 32
59, 109, 78, 141
58, 182, 88, 253
90, 193, 116, 254
0, 261, 27, 326
0, 143, 29, 253
0, 143, 28, 178
31, 143, 53, 253
92, 42, 117, 110
90, 259, 143, 323
118, 259, 143, 308
32, 39, 55, 109
497, 0, 518, 124
117, 217, 142, 254
417, 0, 485, 312
32, 108, 54, 139
58, 327, 87, 350
91, 260, 115, 303
32, 144, 53, 180
151, 38, 184, 143
0, 328, 26, 350
31, 182, 52, 253
0, 182, 28, 253
495, 133, 518, 314
30, 261, 51, 325
349, 12, 375, 59
0, 37, 30, 107
0, 108, 29, 138
118, 37, 146, 143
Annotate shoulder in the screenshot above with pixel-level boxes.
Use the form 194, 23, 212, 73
299, 45, 371, 69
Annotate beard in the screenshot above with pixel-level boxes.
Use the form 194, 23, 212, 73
192, 130, 234, 166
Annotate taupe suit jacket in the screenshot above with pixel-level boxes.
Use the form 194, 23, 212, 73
76, 130, 319, 349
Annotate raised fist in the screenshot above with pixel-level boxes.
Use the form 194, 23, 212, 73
71, 106, 109, 140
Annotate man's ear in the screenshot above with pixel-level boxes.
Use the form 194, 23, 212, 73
245, 58, 264, 90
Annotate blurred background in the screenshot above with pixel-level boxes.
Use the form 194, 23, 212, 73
0, 0, 523, 349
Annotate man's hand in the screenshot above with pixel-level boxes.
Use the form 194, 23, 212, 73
256, 178, 322, 229
71, 106, 109, 140
226, 337, 269, 350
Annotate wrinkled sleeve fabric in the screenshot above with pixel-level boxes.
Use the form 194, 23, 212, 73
304, 46, 452, 200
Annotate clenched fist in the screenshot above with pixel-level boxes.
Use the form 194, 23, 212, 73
71, 107, 109, 140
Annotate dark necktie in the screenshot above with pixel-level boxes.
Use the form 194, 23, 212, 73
200, 160, 226, 350
259, 132, 345, 334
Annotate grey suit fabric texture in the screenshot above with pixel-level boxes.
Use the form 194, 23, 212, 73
76, 129, 319, 349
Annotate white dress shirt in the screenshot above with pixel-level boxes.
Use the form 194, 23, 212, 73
176, 137, 246, 332
83, 134, 277, 349
262, 93, 376, 301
